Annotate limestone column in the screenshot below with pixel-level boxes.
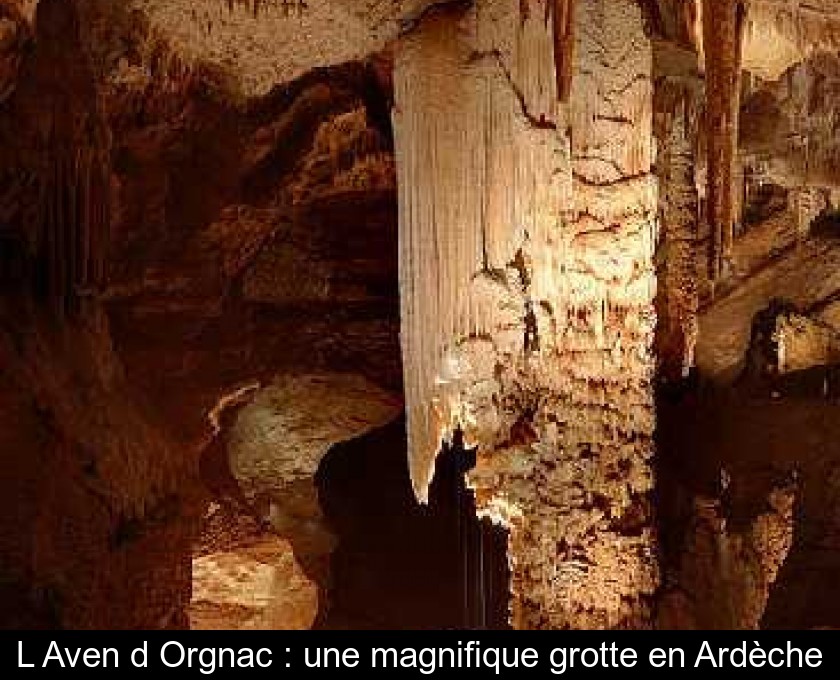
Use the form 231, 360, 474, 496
653, 48, 702, 381
558, 0, 659, 628
394, 0, 658, 628
702, 0, 745, 280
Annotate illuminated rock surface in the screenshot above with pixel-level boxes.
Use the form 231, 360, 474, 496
1, 0, 840, 631
395, 0, 658, 628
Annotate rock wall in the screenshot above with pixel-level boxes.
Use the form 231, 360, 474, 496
0, 301, 202, 628
0, 1, 201, 628
0, 0, 403, 629
395, 0, 658, 628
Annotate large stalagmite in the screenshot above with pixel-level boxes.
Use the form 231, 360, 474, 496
395, 0, 658, 628
559, 0, 658, 628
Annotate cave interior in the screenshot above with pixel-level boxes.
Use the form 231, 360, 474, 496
1, 0, 840, 630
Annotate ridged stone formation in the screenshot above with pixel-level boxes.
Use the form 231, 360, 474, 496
395, 0, 658, 628
4, 0, 840, 634
653, 39, 703, 381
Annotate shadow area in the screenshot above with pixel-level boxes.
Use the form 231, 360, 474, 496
315, 416, 510, 630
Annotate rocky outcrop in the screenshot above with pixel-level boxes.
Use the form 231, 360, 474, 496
697, 238, 840, 379
227, 374, 401, 606
190, 502, 318, 630
773, 307, 840, 374
659, 297, 840, 630
658, 476, 795, 629
0, 302, 202, 629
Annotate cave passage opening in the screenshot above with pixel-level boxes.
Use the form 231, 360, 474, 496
177, 49, 518, 630
315, 419, 511, 630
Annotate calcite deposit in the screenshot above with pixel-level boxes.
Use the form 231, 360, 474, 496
395, 0, 657, 628
2, 0, 840, 631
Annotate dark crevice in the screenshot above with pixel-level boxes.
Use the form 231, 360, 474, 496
315, 417, 511, 630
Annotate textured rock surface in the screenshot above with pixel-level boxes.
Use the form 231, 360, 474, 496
395, 0, 571, 500
228, 374, 401, 595
774, 308, 840, 374
0, 303, 201, 629
190, 502, 318, 630
97, 54, 401, 629
658, 352, 840, 630
3, 0, 840, 632
653, 39, 703, 380
0, 6, 26, 104
109, 0, 422, 97
395, 0, 658, 628
658, 479, 795, 629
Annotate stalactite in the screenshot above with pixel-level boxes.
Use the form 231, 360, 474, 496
34, 145, 110, 315
395, 0, 565, 502
396, 0, 657, 629
551, 0, 575, 102
683, 0, 701, 50
703, 0, 745, 281
26, 0, 111, 317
